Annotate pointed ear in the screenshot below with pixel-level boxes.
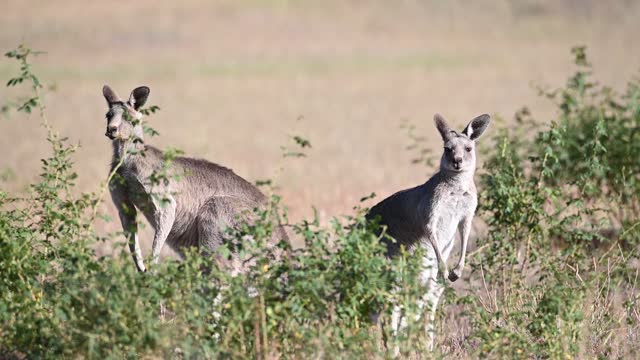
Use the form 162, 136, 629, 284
128, 86, 150, 110
462, 114, 491, 140
102, 85, 121, 105
434, 113, 452, 141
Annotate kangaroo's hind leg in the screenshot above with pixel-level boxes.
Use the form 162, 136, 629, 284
150, 195, 177, 265
196, 197, 255, 273
422, 261, 445, 351
193, 198, 245, 342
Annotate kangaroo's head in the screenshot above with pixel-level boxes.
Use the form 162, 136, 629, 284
102, 85, 150, 141
434, 113, 490, 173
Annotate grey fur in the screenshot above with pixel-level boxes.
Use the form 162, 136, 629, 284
366, 113, 490, 352
103, 85, 287, 272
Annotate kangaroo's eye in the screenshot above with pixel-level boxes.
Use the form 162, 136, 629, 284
444, 147, 452, 152
465, 146, 472, 152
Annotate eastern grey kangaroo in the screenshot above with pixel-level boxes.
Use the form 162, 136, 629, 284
366, 113, 490, 351
103, 85, 288, 272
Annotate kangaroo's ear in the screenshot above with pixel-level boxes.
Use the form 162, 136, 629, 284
462, 114, 491, 141
434, 113, 452, 141
103, 85, 121, 105
128, 86, 150, 110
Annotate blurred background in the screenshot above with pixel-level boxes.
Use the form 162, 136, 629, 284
1, 0, 639, 255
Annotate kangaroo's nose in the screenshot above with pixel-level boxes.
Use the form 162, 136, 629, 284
453, 157, 463, 169
105, 126, 118, 138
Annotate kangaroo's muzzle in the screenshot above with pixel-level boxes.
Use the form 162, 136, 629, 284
105, 126, 118, 139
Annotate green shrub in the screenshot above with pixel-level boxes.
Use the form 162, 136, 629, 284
455, 46, 640, 359
1, 44, 638, 359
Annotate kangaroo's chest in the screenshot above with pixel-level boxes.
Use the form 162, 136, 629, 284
433, 190, 477, 242
440, 190, 476, 217
118, 168, 156, 216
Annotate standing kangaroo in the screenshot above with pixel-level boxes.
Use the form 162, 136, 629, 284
103, 85, 287, 272
366, 113, 490, 352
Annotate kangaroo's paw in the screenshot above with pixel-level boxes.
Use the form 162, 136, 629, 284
448, 268, 461, 282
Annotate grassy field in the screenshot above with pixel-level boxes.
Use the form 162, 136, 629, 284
1, 1, 640, 358
1, 1, 639, 251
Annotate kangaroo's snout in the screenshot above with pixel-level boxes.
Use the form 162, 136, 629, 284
453, 157, 463, 169
105, 126, 118, 139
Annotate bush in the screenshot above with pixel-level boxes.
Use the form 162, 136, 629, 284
455, 46, 640, 359
1, 44, 638, 359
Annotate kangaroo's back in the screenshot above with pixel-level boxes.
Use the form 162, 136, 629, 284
171, 153, 267, 210
167, 152, 284, 254
367, 178, 436, 257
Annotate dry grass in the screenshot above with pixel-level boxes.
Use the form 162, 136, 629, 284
1, 0, 639, 257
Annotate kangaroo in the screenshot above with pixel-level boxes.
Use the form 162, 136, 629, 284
103, 85, 288, 272
366, 113, 490, 352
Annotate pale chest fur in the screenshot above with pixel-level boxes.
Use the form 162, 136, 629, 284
114, 156, 171, 223
431, 187, 477, 248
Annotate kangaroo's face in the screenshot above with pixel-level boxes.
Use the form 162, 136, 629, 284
434, 113, 491, 173
442, 133, 476, 172
102, 85, 150, 141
